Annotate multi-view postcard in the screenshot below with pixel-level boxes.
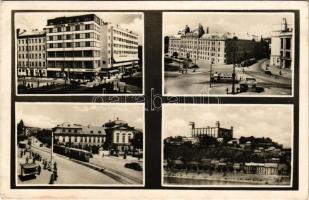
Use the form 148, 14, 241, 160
162, 104, 293, 187
163, 12, 294, 96
15, 12, 144, 95
15, 103, 144, 186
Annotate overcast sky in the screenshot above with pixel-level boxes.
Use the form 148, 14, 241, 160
163, 104, 292, 148
15, 12, 143, 45
16, 103, 143, 130
164, 12, 294, 38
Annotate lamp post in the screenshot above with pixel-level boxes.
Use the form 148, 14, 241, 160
209, 60, 213, 88
232, 47, 238, 94
50, 131, 54, 171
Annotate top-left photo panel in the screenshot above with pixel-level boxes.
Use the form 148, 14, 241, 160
14, 12, 144, 96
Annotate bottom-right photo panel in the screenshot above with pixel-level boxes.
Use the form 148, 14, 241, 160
162, 104, 293, 187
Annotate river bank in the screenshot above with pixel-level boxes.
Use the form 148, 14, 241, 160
163, 171, 291, 186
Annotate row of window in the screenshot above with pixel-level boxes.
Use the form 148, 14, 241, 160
115, 133, 132, 144
48, 41, 100, 48
47, 23, 100, 33
48, 60, 99, 68
111, 28, 138, 40
18, 61, 46, 67
171, 39, 222, 45
47, 32, 100, 41
111, 36, 138, 45
18, 45, 46, 51
18, 53, 46, 59
58, 135, 104, 143
112, 43, 138, 50
113, 50, 138, 55
18, 38, 45, 44
47, 50, 100, 58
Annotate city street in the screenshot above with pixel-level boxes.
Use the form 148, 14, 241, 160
17, 72, 142, 94
164, 59, 292, 95
90, 155, 143, 184
17, 146, 123, 185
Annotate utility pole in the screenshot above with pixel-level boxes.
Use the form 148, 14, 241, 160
209, 60, 213, 88
50, 131, 54, 171
232, 47, 237, 94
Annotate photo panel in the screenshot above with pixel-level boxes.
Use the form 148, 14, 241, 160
15, 11, 144, 96
163, 12, 295, 97
14, 103, 145, 187
162, 104, 294, 188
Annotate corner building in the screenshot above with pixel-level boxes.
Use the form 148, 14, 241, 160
46, 14, 139, 79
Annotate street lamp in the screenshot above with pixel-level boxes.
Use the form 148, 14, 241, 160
232, 47, 238, 94
50, 131, 54, 171
209, 60, 213, 88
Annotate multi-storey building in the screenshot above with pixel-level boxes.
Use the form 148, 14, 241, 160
189, 121, 233, 140
16, 29, 47, 77
53, 123, 106, 147
45, 14, 139, 80
101, 23, 139, 77
168, 24, 262, 64
270, 18, 293, 69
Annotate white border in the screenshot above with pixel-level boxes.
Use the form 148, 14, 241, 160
14, 12, 145, 97
161, 103, 294, 188
162, 12, 295, 98
14, 102, 145, 187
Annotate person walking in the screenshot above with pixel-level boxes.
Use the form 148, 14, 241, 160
49, 173, 54, 184
37, 165, 41, 175
26, 156, 29, 164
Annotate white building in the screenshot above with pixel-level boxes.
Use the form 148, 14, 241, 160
270, 18, 293, 69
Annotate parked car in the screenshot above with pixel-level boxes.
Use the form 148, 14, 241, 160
265, 70, 272, 75
124, 162, 143, 171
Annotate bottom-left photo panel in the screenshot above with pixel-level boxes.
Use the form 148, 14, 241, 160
14, 102, 144, 187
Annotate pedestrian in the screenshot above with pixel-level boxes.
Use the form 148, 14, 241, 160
37, 165, 41, 175
226, 87, 229, 94
26, 156, 29, 164
32, 157, 35, 164
49, 173, 54, 184
53, 169, 58, 181
54, 162, 57, 170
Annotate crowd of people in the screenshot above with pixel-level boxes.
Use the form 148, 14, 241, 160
19, 148, 58, 184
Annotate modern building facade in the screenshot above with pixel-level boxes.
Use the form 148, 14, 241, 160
168, 24, 262, 64
16, 29, 47, 77
53, 123, 106, 147
190, 121, 233, 140
270, 18, 293, 69
45, 14, 139, 79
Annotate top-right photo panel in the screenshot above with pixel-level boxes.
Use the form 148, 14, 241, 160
163, 12, 295, 96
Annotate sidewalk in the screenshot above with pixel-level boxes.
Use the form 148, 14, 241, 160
261, 60, 292, 79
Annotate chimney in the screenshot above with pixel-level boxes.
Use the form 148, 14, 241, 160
206, 27, 209, 34
16, 28, 20, 37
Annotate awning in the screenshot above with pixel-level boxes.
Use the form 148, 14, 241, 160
113, 56, 138, 63
108, 69, 119, 73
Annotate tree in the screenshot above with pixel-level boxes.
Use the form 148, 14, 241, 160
130, 131, 143, 150
17, 119, 25, 135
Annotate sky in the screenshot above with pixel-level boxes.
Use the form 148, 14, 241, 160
164, 12, 294, 38
15, 12, 143, 45
163, 104, 292, 148
16, 103, 144, 130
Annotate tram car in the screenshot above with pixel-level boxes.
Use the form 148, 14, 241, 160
20, 163, 39, 178
53, 145, 92, 162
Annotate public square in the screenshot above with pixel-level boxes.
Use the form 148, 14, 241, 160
164, 58, 292, 95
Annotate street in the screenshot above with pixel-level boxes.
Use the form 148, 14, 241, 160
17, 146, 123, 185
164, 59, 292, 95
